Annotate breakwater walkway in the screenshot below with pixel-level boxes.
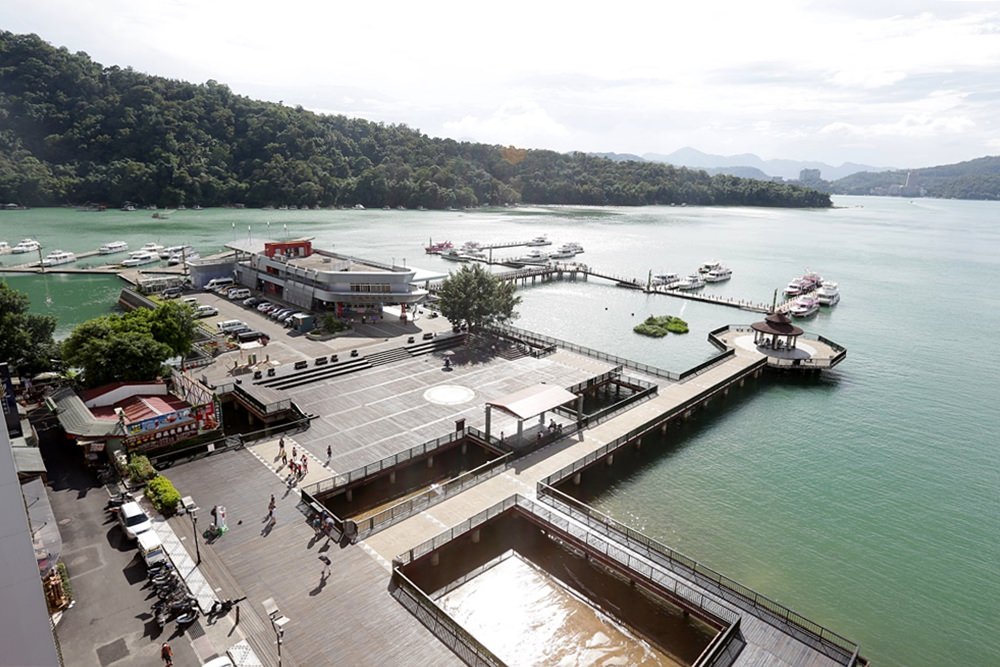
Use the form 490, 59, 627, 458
431, 261, 776, 313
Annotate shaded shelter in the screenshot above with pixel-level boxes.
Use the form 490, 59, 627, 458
751, 311, 803, 350
484, 384, 580, 444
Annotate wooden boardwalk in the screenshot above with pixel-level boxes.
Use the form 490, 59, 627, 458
156, 329, 856, 666
164, 447, 463, 667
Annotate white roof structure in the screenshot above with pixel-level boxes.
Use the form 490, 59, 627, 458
486, 384, 577, 421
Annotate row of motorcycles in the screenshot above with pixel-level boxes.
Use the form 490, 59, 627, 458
147, 561, 200, 629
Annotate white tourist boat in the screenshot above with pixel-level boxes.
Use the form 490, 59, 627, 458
517, 248, 550, 264
652, 272, 681, 287
140, 242, 165, 254
784, 279, 806, 296
159, 245, 191, 259
674, 273, 706, 290
526, 235, 551, 246
98, 241, 129, 254
698, 260, 723, 274
816, 281, 841, 306
789, 295, 820, 318
121, 251, 159, 267
168, 249, 200, 265
550, 242, 583, 259
440, 248, 469, 262
40, 250, 77, 266
704, 266, 733, 282
11, 238, 41, 254
0, 241, 10, 254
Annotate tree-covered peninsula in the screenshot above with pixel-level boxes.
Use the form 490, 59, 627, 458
0, 31, 831, 210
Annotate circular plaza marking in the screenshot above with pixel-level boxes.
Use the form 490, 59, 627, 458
424, 385, 475, 406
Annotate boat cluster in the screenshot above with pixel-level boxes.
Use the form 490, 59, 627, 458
426, 235, 585, 265
652, 261, 733, 291
120, 243, 200, 267
783, 270, 841, 318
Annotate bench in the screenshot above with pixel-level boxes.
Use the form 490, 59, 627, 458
315, 357, 328, 366
293, 360, 308, 370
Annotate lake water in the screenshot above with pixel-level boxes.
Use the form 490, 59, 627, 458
2, 198, 997, 666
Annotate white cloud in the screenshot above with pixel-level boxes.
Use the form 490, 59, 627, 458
2, 0, 999, 166
443, 100, 570, 147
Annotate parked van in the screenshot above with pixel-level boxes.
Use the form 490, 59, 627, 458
194, 305, 218, 318
204, 277, 234, 292
227, 288, 251, 300
137, 530, 166, 567
216, 319, 247, 333
236, 330, 266, 343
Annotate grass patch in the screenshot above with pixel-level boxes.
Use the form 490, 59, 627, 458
634, 315, 689, 337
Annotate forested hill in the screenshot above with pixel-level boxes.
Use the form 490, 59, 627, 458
830, 156, 1000, 199
0, 32, 831, 209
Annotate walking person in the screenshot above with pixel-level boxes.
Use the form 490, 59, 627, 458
326, 444, 332, 462
161, 642, 174, 666
281, 450, 288, 467
319, 554, 331, 580
291, 445, 297, 460
268, 494, 276, 513
301, 455, 308, 476
278, 437, 285, 456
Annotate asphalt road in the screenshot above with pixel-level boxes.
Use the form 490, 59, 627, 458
40, 426, 202, 667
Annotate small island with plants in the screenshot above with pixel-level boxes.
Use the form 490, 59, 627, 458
634, 315, 689, 337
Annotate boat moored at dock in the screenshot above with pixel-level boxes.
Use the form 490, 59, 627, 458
425, 240, 453, 254
98, 241, 129, 254
0, 241, 10, 254
11, 238, 41, 254
698, 260, 723, 274
121, 251, 159, 267
704, 266, 733, 282
789, 295, 820, 318
673, 273, 706, 290
817, 281, 840, 306
40, 250, 77, 266
526, 235, 551, 246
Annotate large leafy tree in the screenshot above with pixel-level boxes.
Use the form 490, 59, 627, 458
0, 30, 832, 209
0, 282, 57, 375
60, 303, 196, 387
437, 264, 521, 332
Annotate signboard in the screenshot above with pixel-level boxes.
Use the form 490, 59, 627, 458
0, 363, 22, 439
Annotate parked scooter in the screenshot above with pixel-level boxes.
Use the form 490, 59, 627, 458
175, 605, 200, 626
209, 596, 247, 617
105, 491, 134, 512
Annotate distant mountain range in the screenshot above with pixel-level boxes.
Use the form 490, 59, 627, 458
589, 148, 1000, 200
828, 155, 1000, 200
642, 147, 891, 181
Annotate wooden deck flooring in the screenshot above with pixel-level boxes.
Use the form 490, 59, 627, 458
161, 339, 854, 666
164, 448, 462, 667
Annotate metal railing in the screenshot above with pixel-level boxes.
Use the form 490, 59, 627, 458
694, 618, 745, 667
489, 324, 683, 381
391, 569, 505, 667
535, 485, 861, 664
541, 357, 767, 488
709, 325, 848, 370
352, 451, 513, 539
302, 428, 474, 496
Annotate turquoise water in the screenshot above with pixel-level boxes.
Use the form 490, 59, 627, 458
2, 199, 997, 665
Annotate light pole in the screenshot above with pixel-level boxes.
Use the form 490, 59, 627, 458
263, 597, 289, 667
190, 509, 200, 564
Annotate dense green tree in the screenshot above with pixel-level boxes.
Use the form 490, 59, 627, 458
0, 282, 57, 375
60, 303, 195, 387
437, 264, 521, 332
0, 31, 832, 209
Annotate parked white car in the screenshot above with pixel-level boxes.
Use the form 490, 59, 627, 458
118, 501, 153, 540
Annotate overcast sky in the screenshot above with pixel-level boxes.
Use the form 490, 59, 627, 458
4, 0, 1000, 168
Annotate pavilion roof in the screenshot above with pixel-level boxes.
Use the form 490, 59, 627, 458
486, 384, 577, 420
751, 311, 804, 336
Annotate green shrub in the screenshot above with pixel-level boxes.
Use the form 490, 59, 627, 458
633, 315, 689, 337
57, 561, 73, 601
321, 314, 349, 334
146, 475, 181, 516
127, 454, 157, 483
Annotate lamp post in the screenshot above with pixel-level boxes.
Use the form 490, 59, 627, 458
190, 509, 200, 564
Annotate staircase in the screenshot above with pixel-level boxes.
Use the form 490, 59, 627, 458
366, 347, 411, 367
